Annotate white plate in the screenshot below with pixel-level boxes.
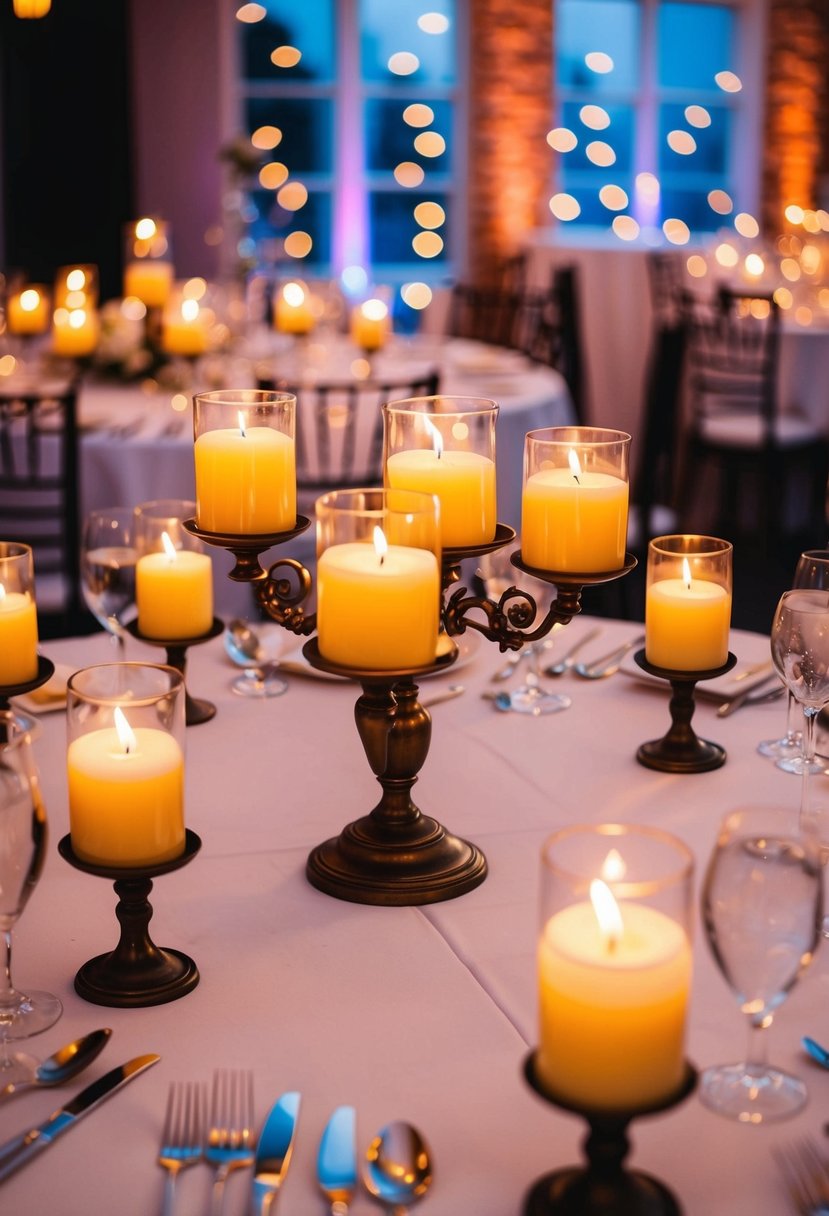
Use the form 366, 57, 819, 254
618, 651, 776, 699
11, 662, 76, 714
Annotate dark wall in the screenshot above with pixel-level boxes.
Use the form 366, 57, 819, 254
0, 0, 133, 301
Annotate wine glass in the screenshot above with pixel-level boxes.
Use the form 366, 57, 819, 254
0, 714, 62, 1084
700, 805, 822, 1122
80, 507, 138, 652
770, 588, 829, 831
759, 550, 829, 773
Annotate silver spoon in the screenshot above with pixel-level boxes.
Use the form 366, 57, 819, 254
224, 619, 289, 698
364, 1121, 433, 1214
0, 1027, 111, 1100
572, 633, 646, 679
420, 684, 464, 709
542, 625, 603, 676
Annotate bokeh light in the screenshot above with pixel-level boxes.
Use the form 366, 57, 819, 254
547, 128, 578, 153
402, 282, 433, 309
667, 130, 696, 155
388, 51, 419, 75
414, 201, 445, 229
271, 45, 301, 68
403, 104, 434, 128
412, 231, 444, 258
414, 132, 446, 157
585, 51, 614, 73
579, 105, 611, 130
394, 162, 426, 187
284, 231, 313, 258
549, 193, 581, 221
252, 126, 282, 150
612, 215, 640, 241
586, 141, 615, 167
663, 218, 691, 245
599, 184, 628, 211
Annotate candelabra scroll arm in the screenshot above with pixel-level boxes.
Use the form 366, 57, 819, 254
255, 556, 317, 636
444, 583, 583, 653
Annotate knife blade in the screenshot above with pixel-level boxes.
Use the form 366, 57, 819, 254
251, 1090, 301, 1215
0, 1053, 160, 1183
317, 1104, 357, 1213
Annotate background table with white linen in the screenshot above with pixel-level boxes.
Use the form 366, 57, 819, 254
3, 610, 829, 1215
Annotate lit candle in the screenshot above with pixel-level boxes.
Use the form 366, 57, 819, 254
274, 281, 314, 335
67, 707, 185, 867
7, 286, 49, 335
317, 527, 440, 669
136, 531, 213, 640
646, 556, 731, 670
161, 297, 208, 357
194, 411, 296, 534
350, 298, 390, 352
52, 306, 100, 357
0, 582, 38, 685
124, 259, 173, 308
386, 418, 496, 547
537, 871, 692, 1110
521, 450, 628, 572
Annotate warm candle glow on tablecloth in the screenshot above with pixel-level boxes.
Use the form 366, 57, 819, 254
136, 531, 213, 640
646, 556, 731, 670
0, 582, 38, 685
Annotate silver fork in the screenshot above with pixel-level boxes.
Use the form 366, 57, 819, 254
157, 1081, 205, 1216
205, 1069, 255, 1216
774, 1136, 829, 1214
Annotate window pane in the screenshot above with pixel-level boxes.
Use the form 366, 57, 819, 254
249, 188, 331, 266
369, 191, 449, 265
661, 187, 722, 233
658, 3, 734, 90
239, 0, 335, 82
359, 0, 456, 85
658, 103, 730, 175
245, 98, 333, 175
365, 98, 453, 173
560, 100, 634, 173
556, 0, 640, 92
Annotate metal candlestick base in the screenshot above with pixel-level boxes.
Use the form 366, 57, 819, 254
126, 618, 223, 726
634, 649, 737, 773
183, 515, 311, 582
0, 655, 55, 715
523, 1052, 697, 1216
302, 639, 487, 906
58, 831, 201, 1007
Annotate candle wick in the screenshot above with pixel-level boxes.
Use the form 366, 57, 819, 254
572, 472, 580, 485
379, 554, 385, 567
606, 935, 618, 955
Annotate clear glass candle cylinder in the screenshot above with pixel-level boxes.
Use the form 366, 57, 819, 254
350, 297, 390, 352
193, 389, 297, 535
161, 282, 213, 358
522, 426, 630, 573
316, 487, 441, 671
0, 542, 38, 686
272, 279, 315, 335
53, 264, 99, 309
134, 500, 214, 640
645, 534, 733, 672
66, 662, 186, 868
383, 395, 498, 548
537, 823, 694, 1112
123, 218, 174, 309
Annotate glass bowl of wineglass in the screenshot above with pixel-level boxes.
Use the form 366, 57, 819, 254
80, 507, 138, 652
0, 713, 63, 1084
700, 804, 822, 1122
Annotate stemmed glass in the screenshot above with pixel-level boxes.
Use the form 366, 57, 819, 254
770, 588, 829, 830
759, 550, 829, 773
0, 714, 62, 1084
80, 507, 138, 653
700, 805, 822, 1122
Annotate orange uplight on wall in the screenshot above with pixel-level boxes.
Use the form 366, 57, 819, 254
13, 0, 51, 16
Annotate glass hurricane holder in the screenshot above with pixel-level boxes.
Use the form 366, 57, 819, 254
62, 662, 198, 1006
122, 217, 173, 352
4, 278, 50, 365
637, 535, 734, 772
525, 824, 696, 1216
0, 541, 44, 700
132, 499, 220, 725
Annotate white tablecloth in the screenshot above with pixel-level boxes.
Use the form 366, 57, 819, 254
4, 610, 829, 1215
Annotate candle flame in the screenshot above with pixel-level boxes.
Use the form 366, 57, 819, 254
237, 411, 246, 438
20, 288, 41, 312
283, 281, 305, 307
590, 878, 624, 951
66, 269, 86, 292
424, 415, 444, 459
181, 298, 200, 323
0, 583, 5, 602
373, 525, 388, 566
68, 308, 87, 330
114, 706, 137, 755
682, 557, 692, 589
601, 848, 626, 882
568, 449, 582, 484
362, 297, 388, 321
161, 530, 177, 561
135, 217, 157, 241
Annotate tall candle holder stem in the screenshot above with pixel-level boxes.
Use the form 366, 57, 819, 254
126, 618, 224, 726
57, 831, 201, 1007
523, 1052, 697, 1216
634, 649, 737, 773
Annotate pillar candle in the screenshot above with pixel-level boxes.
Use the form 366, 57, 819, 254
194, 422, 296, 534
274, 283, 314, 335
161, 300, 208, 357
124, 260, 174, 308
537, 897, 691, 1109
522, 467, 628, 572
136, 539, 213, 640
0, 585, 38, 685
350, 300, 389, 351
67, 715, 185, 866
646, 566, 731, 670
386, 449, 496, 547
52, 308, 100, 357
317, 539, 440, 669
7, 288, 49, 335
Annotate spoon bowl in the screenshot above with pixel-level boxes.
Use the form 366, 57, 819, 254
0, 1027, 112, 1100
364, 1120, 432, 1213
224, 619, 289, 699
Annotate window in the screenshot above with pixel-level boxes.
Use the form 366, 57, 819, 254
552, 0, 755, 241
235, 0, 458, 307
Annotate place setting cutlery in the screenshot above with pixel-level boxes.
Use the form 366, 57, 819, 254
318, 1105, 433, 1215
570, 632, 646, 679
0, 1026, 112, 1102
773, 1136, 829, 1216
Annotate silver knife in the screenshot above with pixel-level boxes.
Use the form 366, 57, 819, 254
0, 1053, 160, 1183
317, 1104, 357, 1214
251, 1090, 301, 1215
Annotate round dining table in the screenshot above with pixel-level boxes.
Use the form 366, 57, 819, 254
3, 603, 828, 1215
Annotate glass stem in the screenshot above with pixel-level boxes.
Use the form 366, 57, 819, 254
801, 706, 819, 830
785, 690, 800, 746
744, 1016, 769, 1079
0, 930, 18, 1012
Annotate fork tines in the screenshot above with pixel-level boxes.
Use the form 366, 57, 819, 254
774, 1136, 829, 1215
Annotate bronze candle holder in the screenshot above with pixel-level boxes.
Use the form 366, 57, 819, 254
57, 830, 201, 1007
0, 655, 55, 715
634, 649, 737, 773
523, 1051, 696, 1216
126, 617, 223, 726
